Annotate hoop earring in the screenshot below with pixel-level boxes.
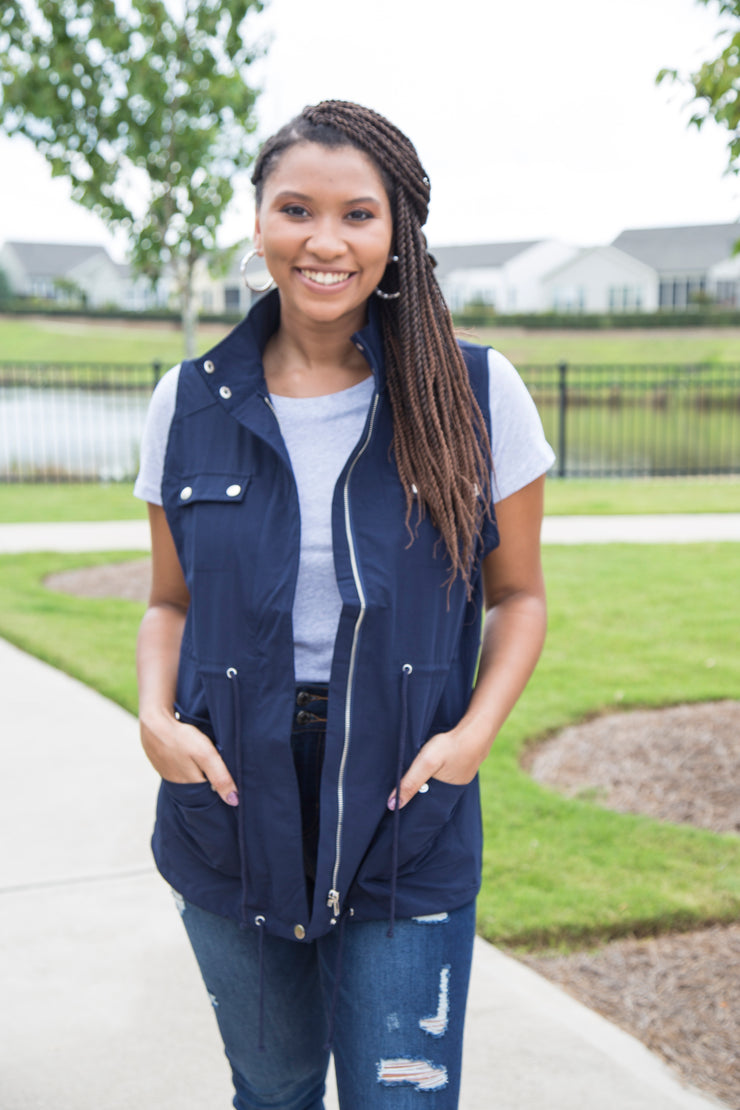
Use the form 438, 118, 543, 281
375, 255, 401, 300
240, 249, 275, 294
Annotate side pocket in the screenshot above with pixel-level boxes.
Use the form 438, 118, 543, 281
161, 780, 241, 878
358, 778, 468, 882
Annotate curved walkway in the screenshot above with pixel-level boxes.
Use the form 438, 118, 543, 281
0, 512, 739, 553
0, 518, 735, 1109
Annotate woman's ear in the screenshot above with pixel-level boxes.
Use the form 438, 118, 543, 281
253, 215, 263, 256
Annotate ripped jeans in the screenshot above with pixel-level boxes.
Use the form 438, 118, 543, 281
175, 687, 476, 1109
179, 896, 475, 1110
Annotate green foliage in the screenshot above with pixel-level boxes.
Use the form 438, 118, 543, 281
657, 1, 740, 187
0, 267, 13, 305
0, 0, 265, 351
454, 308, 740, 328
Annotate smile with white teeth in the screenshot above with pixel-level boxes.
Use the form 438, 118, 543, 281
299, 269, 352, 285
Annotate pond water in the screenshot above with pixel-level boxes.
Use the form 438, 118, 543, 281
0, 387, 151, 481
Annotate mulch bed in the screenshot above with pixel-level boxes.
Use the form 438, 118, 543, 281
523, 702, 740, 1107
45, 561, 740, 1107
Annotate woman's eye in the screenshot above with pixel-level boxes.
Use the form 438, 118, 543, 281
281, 204, 309, 217
346, 209, 373, 221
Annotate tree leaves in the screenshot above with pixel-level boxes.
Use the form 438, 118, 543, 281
0, 0, 265, 352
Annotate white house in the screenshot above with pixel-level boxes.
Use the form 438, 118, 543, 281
0, 240, 172, 310
541, 245, 659, 313
611, 223, 740, 309
430, 239, 579, 313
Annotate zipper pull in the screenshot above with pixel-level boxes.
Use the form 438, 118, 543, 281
327, 888, 341, 917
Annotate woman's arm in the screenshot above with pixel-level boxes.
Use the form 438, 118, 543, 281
137, 504, 239, 805
389, 474, 547, 809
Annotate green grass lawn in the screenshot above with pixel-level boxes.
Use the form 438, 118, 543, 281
0, 477, 737, 522
0, 315, 230, 366
4, 314, 740, 368
471, 325, 740, 366
0, 542, 737, 952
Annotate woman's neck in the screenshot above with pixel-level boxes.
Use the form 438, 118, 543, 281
263, 309, 372, 398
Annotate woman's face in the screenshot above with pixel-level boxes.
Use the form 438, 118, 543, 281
254, 141, 394, 332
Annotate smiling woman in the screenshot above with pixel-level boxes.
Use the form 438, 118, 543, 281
133, 99, 554, 1110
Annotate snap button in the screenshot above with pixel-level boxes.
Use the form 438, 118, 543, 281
296, 690, 312, 706
174, 711, 181, 720
355, 342, 364, 352
203, 359, 215, 374
293, 924, 306, 940
219, 385, 232, 399
296, 710, 313, 725
418, 782, 430, 794
226, 484, 241, 497
180, 486, 193, 500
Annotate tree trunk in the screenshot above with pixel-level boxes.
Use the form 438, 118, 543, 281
181, 266, 197, 358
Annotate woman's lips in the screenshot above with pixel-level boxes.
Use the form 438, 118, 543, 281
297, 268, 354, 287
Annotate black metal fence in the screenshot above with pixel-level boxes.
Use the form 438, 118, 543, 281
521, 362, 740, 477
0, 359, 739, 481
0, 360, 161, 482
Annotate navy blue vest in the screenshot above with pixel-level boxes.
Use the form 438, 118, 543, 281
154, 291, 499, 942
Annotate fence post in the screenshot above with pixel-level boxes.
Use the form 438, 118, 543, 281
557, 361, 568, 478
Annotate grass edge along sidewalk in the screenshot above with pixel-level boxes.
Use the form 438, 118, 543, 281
0, 477, 738, 523
0, 543, 737, 955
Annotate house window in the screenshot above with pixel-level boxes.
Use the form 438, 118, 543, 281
224, 286, 241, 311
716, 280, 736, 306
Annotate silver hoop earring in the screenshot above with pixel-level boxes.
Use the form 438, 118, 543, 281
240, 249, 275, 294
375, 255, 401, 301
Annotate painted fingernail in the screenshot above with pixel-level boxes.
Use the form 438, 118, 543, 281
387, 795, 397, 811
226, 791, 239, 806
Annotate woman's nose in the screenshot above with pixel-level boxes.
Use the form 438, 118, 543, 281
306, 218, 345, 258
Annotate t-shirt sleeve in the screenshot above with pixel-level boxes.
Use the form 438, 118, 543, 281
132, 363, 181, 506
487, 348, 555, 502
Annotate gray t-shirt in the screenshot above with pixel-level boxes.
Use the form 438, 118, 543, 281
134, 348, 555, 681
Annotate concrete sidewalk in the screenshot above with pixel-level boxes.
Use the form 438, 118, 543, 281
0, 512, 739, 553
0, 635, 729, 1110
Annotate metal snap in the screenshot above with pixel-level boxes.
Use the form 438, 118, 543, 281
293, 923, 306, 940
219, 385, 232, 399
296, 690, 312, 706
296, 709, 313, 725
226, 484, 241, 497
180, 486, 193, 500
418, 782, 430, 794
203, 359, 215, 374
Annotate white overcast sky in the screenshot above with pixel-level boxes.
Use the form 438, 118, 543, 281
1, 0, 738, 258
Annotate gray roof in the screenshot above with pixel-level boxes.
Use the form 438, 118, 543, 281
429, 241, 542, 277
610, 223, 740, 275
3, 240, 113, 277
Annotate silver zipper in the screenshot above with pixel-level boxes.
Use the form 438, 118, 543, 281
327, 392, 381, 916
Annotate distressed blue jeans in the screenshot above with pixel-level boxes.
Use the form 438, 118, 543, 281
176, 687, 476, 1109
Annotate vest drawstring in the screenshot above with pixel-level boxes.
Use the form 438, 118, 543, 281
254, 913, 266, 1052
388, 662, 413, 938
226, 666, 251, 929
323, 908, 349, 1052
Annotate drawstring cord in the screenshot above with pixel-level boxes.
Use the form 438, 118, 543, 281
388, 662, 413, 938
323, 908, 349, 1051
226, 666, 251, 929
255, 913, 266, 1052
227, 666, 267, 1051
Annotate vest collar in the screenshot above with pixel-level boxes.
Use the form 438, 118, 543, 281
192, 289, 388, 412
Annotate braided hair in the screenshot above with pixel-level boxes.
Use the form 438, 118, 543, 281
251, 100, 492, 595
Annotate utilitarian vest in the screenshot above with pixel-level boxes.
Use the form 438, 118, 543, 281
153, 291, 499, 943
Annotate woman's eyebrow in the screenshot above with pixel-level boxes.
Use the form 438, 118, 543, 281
273, 190, 383, 205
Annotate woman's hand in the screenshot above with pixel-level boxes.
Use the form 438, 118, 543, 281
387, 726, 484, 810
137, 503, 238, 807
389, 474, 549, 813
140, 709, 239, 805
